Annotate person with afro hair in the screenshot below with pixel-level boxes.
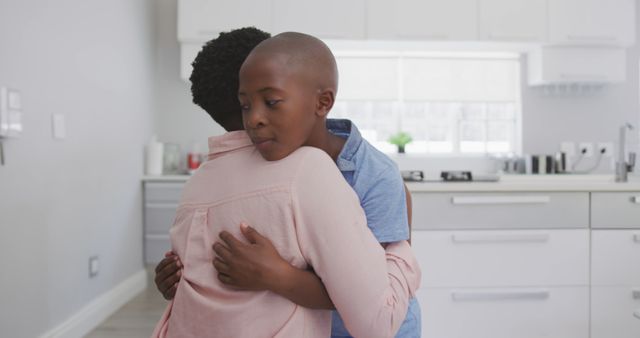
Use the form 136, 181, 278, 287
189, 26, 271, 132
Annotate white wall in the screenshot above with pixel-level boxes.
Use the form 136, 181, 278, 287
521, 49, 640, 155
0, 0, 155, 337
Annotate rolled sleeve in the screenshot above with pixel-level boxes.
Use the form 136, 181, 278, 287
361, 167, 410, 243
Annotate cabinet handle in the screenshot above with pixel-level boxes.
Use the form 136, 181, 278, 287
633, 234, 640, 243
634, 309, 640, 320
452, 289, 550, 302
451, 195, 551, 205
631, 196, 640, 204
632, 289, 640, 300
567, 35, 617, 42
452, 233, 549, 244
146, 203, 179, 209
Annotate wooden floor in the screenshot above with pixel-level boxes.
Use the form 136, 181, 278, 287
85, 269, 167, 338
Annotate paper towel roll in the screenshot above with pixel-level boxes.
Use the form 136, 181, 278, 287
145, 136, 164, 176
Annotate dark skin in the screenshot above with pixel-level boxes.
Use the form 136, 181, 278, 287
154, 33, 414, 307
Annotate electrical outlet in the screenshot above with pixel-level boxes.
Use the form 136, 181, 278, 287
89, 256, 99, 278
597, 142, 614, 157
578, 142, 594, 157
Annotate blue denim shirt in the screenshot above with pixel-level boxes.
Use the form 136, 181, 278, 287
327, 119, 422, 338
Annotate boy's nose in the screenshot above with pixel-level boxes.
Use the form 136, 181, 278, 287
243, 107, 267, 129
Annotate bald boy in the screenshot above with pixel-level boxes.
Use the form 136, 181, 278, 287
217, 32, 423, 338
151, 31, 421, 338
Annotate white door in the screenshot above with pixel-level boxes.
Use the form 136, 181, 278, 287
367, 0, 478, 40
178, 0, 273, 41
591, 286, 640, 338
272, 0, 366, 39
548, 0, 635, 46
478, 0, 546, 42
418, 287, 589, 338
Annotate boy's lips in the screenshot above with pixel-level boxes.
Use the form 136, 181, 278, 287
250, 136, 275, 151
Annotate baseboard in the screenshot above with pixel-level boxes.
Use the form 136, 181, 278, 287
39, 269, 148, 338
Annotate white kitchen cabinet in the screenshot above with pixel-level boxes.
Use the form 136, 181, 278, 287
418, 287, 589, 338
411, 192, 589, 230
272, 0, 366, 39
367, 0, 478, 40
592, 230, 640, 286
527, 47, 626, 86
177, 0, 272, 42
590, 195, 640, 338
548, 0, 636, 46
143, 182, 185, 264
591, 192, 640, 229
478, 0, 546, 42
412, 229, 589, 288
591, 286, 640, 338
411, 190, 590, 337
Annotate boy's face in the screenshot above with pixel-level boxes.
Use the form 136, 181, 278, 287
238, 52, 319, 161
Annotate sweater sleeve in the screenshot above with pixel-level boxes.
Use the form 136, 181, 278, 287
291, 148, 421, 338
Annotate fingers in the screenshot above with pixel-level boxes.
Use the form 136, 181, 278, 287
163, 283, 178, 300
217, 273, 234, 286
164, 250, 176, 258
155, 254, 176, 273
212, 257, 230, 274
218, 231, 245, 250
154, 256, 182, 298
213, 242, 234, 262
240, 223, 261, 244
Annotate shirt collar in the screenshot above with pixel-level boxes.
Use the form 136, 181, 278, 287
207, 131, 253, 160
327, 119, 362, 172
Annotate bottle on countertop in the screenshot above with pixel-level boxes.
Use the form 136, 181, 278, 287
145, 135, 164, 176
187, 142, 203, 175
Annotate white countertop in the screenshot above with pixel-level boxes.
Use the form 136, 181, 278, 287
143, 174, 640, 192
142, 175, 191, 182
406, 175, 640, 192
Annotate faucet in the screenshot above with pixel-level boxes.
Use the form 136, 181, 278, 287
615, 122, 636, 182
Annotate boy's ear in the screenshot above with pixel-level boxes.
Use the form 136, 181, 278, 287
315, 88, 336, 117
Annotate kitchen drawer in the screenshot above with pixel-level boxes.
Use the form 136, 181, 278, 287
591, 286, 640, 338
591, 192, 640, 229
145, 235, 171, 265
413, 229, 589, 287
418, 286, 589, 338
145, 203, 178, 235
592, 230, 640, 285
144, 182, 185, 203
412, 192, 588, 230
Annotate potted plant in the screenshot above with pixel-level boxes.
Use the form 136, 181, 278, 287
388, 131, 412, 154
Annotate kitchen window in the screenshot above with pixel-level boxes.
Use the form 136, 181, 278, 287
331, 52, 522, 155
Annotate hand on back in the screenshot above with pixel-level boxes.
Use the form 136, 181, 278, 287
154, 251, 182, 300
213, 223, 291, 292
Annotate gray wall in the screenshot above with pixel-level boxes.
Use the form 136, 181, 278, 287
154, 0, 640, 167
0, 0, 155, 337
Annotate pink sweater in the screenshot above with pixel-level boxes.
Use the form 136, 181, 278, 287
151, 131, 421, 338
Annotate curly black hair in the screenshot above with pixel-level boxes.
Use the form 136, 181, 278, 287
190, 27, 271, 131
